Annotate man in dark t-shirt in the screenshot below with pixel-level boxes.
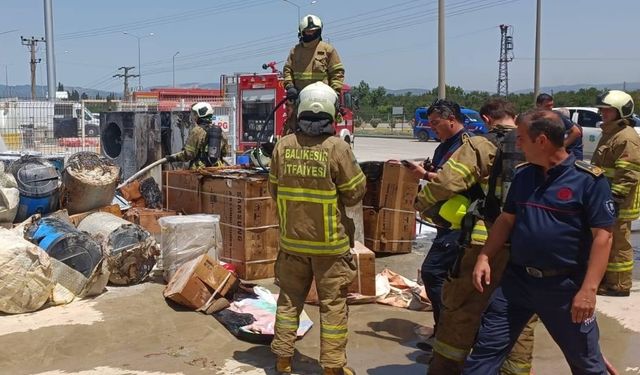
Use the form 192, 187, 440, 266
536, 93, 584, 159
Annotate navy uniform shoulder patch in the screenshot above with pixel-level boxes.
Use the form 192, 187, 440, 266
574, 160, 604, 177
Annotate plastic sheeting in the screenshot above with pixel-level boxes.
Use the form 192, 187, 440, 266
0, 164, 19, 225
158, 214, 222, 282
0, 228, 55, 314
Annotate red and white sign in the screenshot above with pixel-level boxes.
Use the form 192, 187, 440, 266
213, 115, 230, 132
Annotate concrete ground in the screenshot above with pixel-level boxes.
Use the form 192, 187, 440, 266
1, 137, 639, 375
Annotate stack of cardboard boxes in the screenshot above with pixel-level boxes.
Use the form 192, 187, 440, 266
163, 170, 279, 280
360, 161, 418, 254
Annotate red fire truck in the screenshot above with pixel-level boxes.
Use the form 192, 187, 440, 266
132, 88, 223, 111
221, 70, 355, 152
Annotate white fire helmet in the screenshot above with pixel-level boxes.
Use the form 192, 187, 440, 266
297, 82, 338, 121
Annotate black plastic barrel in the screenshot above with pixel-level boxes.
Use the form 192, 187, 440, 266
9, 156, 62, 222
25, 216, 103, 278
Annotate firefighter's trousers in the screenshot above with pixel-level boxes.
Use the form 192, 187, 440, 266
271, 251, 356, 369
600, 220, 633, 293
428, 245, 537, 375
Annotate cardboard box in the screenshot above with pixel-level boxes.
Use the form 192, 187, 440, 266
218, 223, 279, 280
360, 161, 419, 211
164, 171, 277, 228
164, 254, 238, 310
123, 208, 178, 235
163, 171, 201, 214
363, 206, 414, 254
306, 242, 377, 303
200, 175, 277, 228
163, 170, 280, 280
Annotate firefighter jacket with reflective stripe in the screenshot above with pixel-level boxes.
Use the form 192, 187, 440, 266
283, 39, 345, 93
268, 133, 365, 256
591, 118, 640, 221
415, 135, 496, 242
174, 123, 229, 169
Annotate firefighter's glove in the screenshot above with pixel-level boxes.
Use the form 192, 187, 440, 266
422, 157, 435, 172
286, 86, 299, 101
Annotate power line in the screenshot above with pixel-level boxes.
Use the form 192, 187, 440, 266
58, 0, 271, 40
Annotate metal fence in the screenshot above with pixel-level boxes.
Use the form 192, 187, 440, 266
0, 97, 238, 162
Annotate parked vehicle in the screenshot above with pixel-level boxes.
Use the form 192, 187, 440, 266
554, 106, 640, 159
412, 106, 487, 142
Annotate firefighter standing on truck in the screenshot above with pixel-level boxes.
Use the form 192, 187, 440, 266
165, 102, 228, 168
426, 99, 536, 375
282, 14, 345, 134
269, 82, 365, 375
591, 90, 640, 297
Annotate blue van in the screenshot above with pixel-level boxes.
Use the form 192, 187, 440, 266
412, 106, 487, 141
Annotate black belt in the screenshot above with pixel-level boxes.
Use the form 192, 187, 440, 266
515, 265, 579, 279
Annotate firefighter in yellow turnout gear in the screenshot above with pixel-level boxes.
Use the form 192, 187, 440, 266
269, 82, 365, 375
592, 90, 640, 296
166, 102, 228, 169
419, 99, 537, 375
282, 14, 345, 134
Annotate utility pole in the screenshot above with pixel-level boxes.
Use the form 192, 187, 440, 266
437, 0, 446, 99
44, 0, 57, 102
533, 0, 541, 103
113, 66, 138, 100
4, 65, 9, 97
497, 24, 514, 97
21, 36, 46, 99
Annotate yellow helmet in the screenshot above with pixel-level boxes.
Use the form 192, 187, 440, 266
438, 194, 470, 229
595, 90, 634, 119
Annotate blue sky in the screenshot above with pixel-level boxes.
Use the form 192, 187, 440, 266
1, 0, 639, 93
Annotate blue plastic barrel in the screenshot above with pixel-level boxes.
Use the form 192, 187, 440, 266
25, 216, 102, 278
9, 156, 61, 222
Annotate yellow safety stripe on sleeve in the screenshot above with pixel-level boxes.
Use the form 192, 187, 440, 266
602, 167, 615, 178
420, 184, 438, 205
337, 171, 365, 192
446, 158, 477, 186
611, 183, 630, 196
293, 72, 328, 80
500, 358, 532, 375
607, 260, 634, 272
471, 223, 488, 243
321, 324, 348, 340
269, 173, 278, 184
327, 63, 344, 73
614, 160, 640, 172
280, 237, 350, 256
185, 144, 196, 152
432, 338, 468, 362
619, 208, 640, 220
275, 314, 299, 329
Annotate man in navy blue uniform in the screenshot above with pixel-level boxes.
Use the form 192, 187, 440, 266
463, 109, 615, 374
536, 93, 584, 160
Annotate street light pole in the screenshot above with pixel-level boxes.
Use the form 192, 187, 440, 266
172, 51, 180, 87
123, 31, 154, 91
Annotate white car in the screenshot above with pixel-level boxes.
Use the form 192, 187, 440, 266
554, 107, 640, 160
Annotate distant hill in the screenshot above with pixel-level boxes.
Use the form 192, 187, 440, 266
3, 81, 638, 100
0, 84, 117, 99
514, 82, 640, 94
386, 88, 429, 96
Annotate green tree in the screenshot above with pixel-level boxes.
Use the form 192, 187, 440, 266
57, 82, 64, 91
81, 92, 89, 100
70, 89, 80, 101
